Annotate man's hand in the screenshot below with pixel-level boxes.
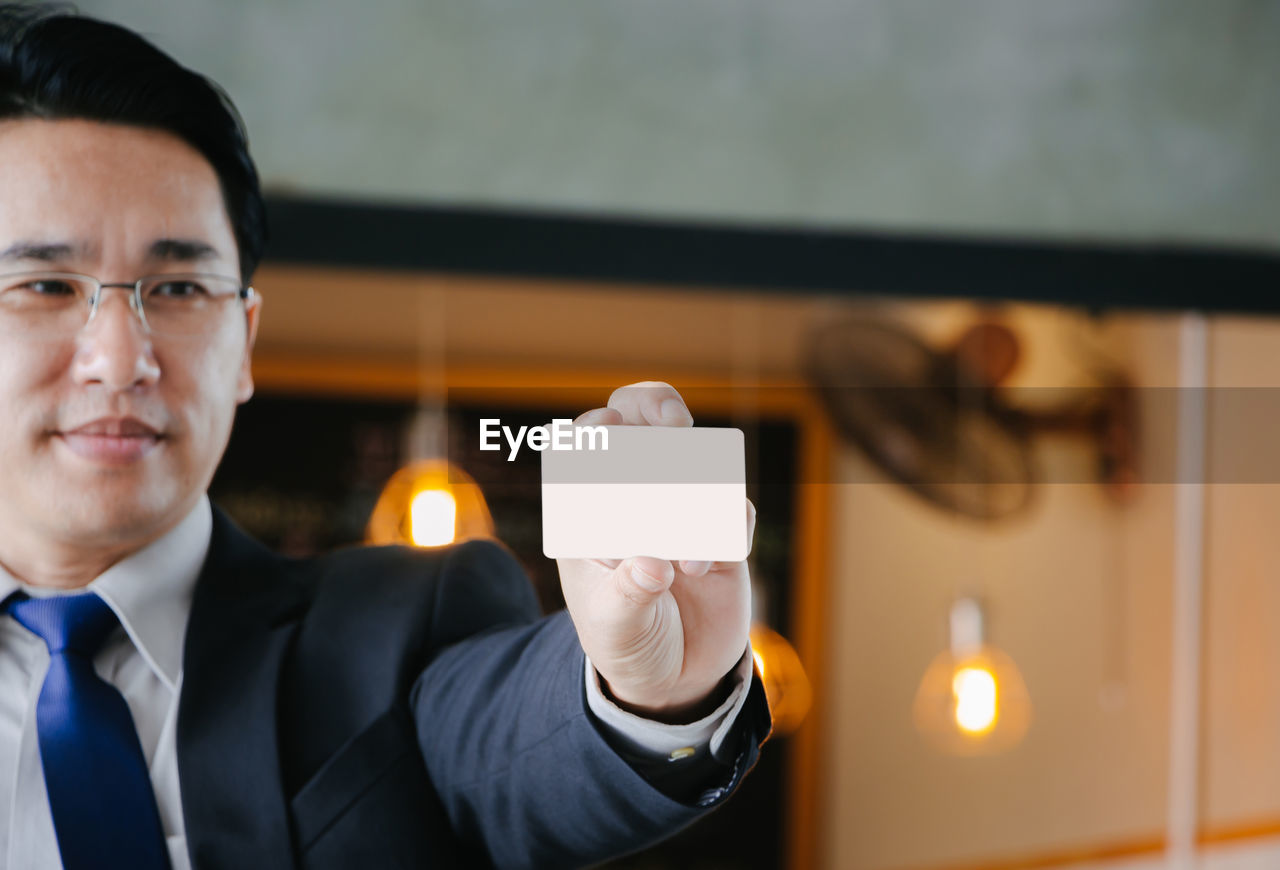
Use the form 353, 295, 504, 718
557, 382, 755, 723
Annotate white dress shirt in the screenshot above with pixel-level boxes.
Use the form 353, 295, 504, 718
0, 498, 208, 870
0, 496, 750, 869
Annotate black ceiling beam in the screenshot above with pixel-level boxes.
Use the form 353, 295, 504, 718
263, 193, 1280, 315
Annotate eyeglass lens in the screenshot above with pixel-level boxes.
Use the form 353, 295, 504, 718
0, 273, 246, 337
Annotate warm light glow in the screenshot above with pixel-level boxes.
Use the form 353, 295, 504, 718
366, 459, 495, 549
952, 666, 998, 734
410, 489, 457, 547
749, 623, 812, 736
914, 643, 1031, 755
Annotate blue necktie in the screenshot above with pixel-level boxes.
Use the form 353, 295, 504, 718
3, 591, 172, 870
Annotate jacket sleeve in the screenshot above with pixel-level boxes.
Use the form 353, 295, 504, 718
409, 539, 769, 870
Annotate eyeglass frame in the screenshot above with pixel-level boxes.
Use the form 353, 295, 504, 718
0, 270, 257, 337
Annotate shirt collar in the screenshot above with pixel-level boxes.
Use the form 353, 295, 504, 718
0, 497, 212, 692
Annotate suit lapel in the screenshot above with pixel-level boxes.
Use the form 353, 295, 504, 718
177, 507, 311, 869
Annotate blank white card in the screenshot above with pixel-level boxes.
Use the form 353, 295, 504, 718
541, 425, 748, 562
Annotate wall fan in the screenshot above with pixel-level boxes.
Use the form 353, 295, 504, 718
805, 317, 1136, 521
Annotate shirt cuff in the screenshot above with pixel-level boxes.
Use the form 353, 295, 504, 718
584, 646, 754, 762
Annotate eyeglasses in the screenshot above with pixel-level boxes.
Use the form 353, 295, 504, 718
0, 271, 255, 338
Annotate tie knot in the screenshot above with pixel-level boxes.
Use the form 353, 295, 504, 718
3, 592, 120, 657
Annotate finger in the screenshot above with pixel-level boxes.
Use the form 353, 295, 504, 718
574, 407, 624, 427
678, 560, 713, 577
607, 381, 693, 427
556, 558, 621, 585
615, 556, 676, 606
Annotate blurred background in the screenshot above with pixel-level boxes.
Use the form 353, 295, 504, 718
78, 1, 1280, 868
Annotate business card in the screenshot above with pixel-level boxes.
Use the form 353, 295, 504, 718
541, 425, 748, 562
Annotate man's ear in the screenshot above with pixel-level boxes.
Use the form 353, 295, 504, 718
236, 290, 261, 404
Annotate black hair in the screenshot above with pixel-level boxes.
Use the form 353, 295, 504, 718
0, 3, 266, 283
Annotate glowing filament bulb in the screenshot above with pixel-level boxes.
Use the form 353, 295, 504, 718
952, 666, 998, 734
410, 489, 457, 547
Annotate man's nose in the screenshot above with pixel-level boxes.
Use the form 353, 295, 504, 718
71, 287, 161, 391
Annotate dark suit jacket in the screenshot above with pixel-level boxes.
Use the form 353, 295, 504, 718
174, 509, 771, 869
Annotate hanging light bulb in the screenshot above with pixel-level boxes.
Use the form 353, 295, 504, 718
749, 623, 812, 736
913, 597, 1031, 755
367, 459, 494, 548
409, 489, 458, 547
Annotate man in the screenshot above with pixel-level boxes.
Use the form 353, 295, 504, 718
0, 5, 769, 870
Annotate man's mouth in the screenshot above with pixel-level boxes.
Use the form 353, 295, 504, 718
56, 417, 164, 464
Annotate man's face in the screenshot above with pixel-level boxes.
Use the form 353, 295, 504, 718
0, 119, 258, 564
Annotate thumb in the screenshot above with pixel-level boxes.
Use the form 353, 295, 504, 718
614, 556, 675, 607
